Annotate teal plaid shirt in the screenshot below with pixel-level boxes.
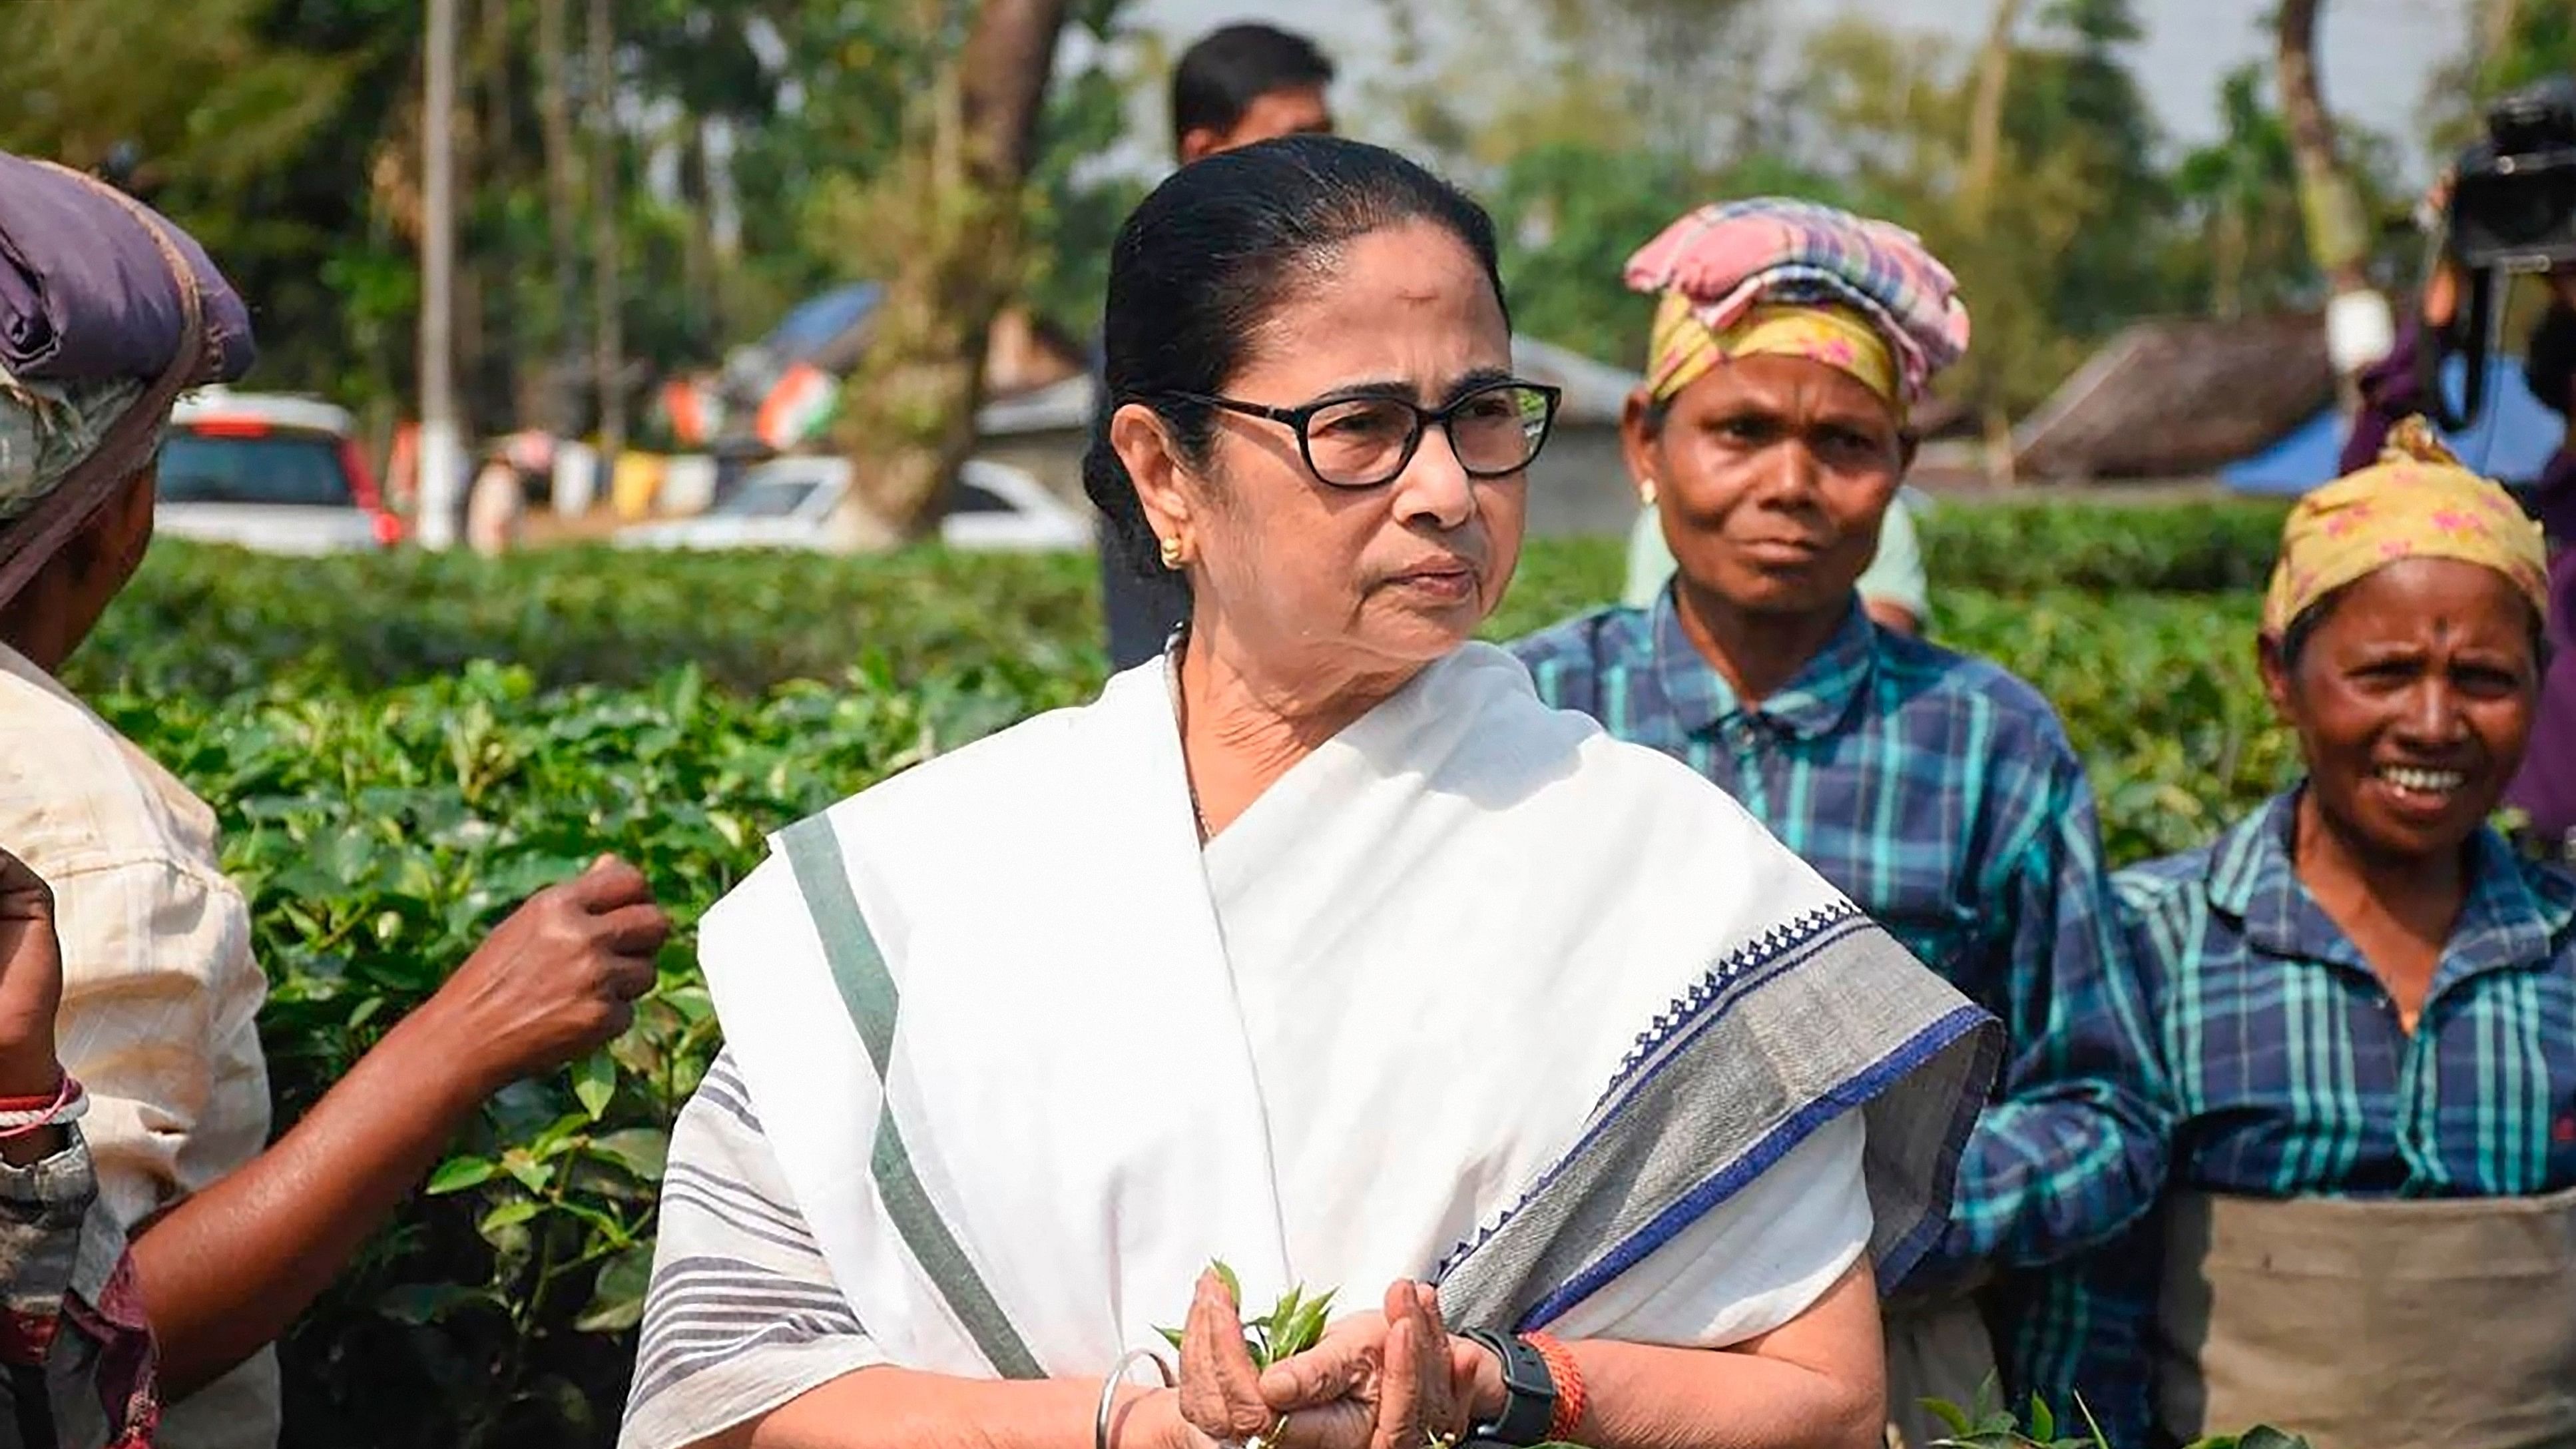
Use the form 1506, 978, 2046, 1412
1510, 595, 2167, 1281
2010, 790, 2576, 1441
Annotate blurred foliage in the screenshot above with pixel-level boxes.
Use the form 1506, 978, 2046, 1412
0, 0, 1143, 435
0, 0, 2505, 437
1362, 0, 2446, 424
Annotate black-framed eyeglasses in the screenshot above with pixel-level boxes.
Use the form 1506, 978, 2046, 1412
1156, 379, 1563, 489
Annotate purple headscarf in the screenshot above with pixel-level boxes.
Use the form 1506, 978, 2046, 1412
0, 152, 254, 608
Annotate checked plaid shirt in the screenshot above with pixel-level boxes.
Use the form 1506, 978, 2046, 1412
2008, 790, 2576, 1442
1509, 595, 2166, 1284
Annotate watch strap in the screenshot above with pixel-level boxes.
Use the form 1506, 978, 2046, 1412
1461, 1328, 1556, 1446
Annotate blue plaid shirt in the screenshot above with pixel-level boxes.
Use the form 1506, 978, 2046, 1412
2011, 790, 2576, 1442
1510, 597, 2165, 1282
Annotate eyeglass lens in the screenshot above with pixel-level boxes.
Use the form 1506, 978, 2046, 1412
1303, 384, 1552, 486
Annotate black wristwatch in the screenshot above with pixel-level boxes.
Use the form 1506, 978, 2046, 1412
1460, 1328, 1557, 1446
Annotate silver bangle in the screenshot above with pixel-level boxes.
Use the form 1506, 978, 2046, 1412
1094, 1346, 1176, 1449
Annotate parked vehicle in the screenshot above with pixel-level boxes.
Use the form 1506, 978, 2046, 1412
613, 455, 1090, 553
158, 388, 402, 554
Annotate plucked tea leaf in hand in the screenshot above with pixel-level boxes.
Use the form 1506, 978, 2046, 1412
1926, 1399, 1978, 1439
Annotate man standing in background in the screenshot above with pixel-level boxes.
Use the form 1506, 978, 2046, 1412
1098, 22, 1336, 670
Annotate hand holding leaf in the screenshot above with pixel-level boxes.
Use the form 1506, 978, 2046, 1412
1160, 1261, 1336, 1369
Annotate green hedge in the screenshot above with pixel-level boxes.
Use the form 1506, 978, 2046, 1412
72, 499, 2288, 703
59, 511, 2294, 1448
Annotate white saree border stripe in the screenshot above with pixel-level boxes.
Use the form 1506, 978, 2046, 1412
700, 642, 1996, 1378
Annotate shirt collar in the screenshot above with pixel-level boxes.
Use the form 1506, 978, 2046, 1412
1647, 587, 1878, 740
2205, 786, 2576, 979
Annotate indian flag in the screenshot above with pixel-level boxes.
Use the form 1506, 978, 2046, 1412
756, 364, 840, 451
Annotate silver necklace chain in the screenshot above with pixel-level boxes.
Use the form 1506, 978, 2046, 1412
1166, 627, 1212, 843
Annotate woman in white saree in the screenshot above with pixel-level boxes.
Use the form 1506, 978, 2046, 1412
621, 137, 1999, 1449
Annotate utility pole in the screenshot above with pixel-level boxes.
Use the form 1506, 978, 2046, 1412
417, 0, 463, 550
537, 0, 583, 441
588, 0, 625, 468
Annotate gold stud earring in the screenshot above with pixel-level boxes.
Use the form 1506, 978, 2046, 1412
1159, 534, 1186, 570
1639, 477, 1659, 507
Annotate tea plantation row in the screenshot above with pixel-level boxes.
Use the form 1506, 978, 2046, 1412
61, 499, 2292, 1448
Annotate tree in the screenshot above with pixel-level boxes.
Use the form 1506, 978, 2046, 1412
1961, 0, 2029, 223
828, 0, 1075, 547
2276, 0, 2374, 302
1792, 15, 2116, 422
2175, 65, 2308, 318
1364, 0, 1770, 176
535, 0, 584, 436
1020, 0, 1151, 341
2427, 0, 2576, 148
1959, 0, 2029, 478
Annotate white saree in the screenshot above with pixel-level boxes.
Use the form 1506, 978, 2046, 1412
622, 643, 1995, 1447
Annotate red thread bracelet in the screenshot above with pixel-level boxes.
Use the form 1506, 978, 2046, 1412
1525, 1331, 1585, 1442
0, 1075, 81, 1141
0, 1073, 65, 1113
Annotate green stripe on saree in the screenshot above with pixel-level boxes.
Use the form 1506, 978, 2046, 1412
778, 815, 1046, 1381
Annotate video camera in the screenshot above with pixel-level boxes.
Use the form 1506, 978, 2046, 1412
2419, 75, 2576, 429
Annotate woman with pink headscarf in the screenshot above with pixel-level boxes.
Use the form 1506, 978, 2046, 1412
1512, 198, 2166, 1444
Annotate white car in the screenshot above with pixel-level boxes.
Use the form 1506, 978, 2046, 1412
615, 456, 1091, 553
156, 388, 402, 554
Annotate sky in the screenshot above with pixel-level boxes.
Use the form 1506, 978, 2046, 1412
1118, 0, 2479, 178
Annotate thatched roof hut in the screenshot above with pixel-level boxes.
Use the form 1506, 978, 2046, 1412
2011, 313, 2332, 481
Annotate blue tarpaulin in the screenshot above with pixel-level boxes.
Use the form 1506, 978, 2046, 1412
2224, 354, 2565, 495
760, 283, 883, 368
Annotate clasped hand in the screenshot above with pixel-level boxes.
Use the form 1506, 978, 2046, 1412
1164, 1271, 1500, 1449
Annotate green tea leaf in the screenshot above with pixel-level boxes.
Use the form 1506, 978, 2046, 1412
573, 1245, 657, 1334
501, 1149, 553, 1193
376, 1281, 490, 1326
587, 1127, 670, 1183
1276, 1289, 1334, 1360
425, 1155, 498, 1195
573, 1047, 617, 1121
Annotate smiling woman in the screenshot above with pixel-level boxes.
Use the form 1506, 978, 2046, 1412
2013, 419, 2576, 1449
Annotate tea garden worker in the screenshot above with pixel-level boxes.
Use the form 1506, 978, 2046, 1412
621, 137, 2000, 1449
0, 148, 674, 1449
2016, 421, 2576, 1449
1508, 198, 2165, 1447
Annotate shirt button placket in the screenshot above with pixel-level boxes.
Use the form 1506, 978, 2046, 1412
1718, 717, 1766, 814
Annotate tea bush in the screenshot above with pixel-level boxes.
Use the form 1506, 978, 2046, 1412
61, 500, 2295, 1446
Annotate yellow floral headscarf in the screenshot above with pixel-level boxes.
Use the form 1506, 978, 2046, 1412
1648, 294, 1902, 416
2260, 416, 2551, 639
